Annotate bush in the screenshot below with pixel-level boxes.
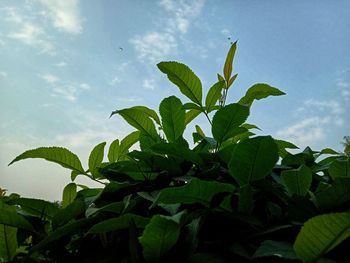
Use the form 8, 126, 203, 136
1, 42, 350, 263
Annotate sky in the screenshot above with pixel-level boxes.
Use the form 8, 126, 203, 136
0, 0, 349, 201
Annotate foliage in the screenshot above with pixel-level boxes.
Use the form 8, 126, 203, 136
2, 42, 350, 263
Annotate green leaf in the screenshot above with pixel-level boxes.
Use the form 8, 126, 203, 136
112, 108, 159, 140
157, 61, 202, 106
131, 106, 161, 125
182, 102, 202, 110
227, 73, 238, 88
0, 203, 17, 261
238, 83, 286, 107
52, 200, 85, 229
108, 139, 120, 162
320, 148, 339, 155
108, 131, 142, 162
139, 215, 180, 262
62, 183, 77, 208
254, 240, 298, 260
155, 178, 235, 208
0, 224, 17, 262
159, 96, 186, 142
88, 213, 149, 233
241, 123, 261, 130
223, 41, 237, 82
151, 142, 203, 166
294, 212, 350, 263
0, 207, 34, 231
229, 136, 279, 185
8, 198, 59, 219
212, 103, 249, 143
328, 159, 350, 179
185, 109, 201, 125
315, 177, 350, 209
275, 139, 299, 157
9, 147, 85, 173
281, 165, 312, 196
205, 81, 225, 113
238, 184, 254, 214
88, 142, 106, 177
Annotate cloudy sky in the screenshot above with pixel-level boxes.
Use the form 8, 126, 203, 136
1, 0, 349, 200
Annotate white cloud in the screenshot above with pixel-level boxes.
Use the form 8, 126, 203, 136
2, 7, 23, 24
276, 117, 329, 147
39, 73, 60, 84
54, 61, 67, 67
8, 23, 56, 55
36, 0, 83, 34
336, 79, 350, 101
51, 86, 77, 101
221, 28, 231, 37
130, 32, 177, 64
142, 78, 156, 90
109, 76, 121, 86
80, 83, 90, 90
116, 97, 142, 103
301, 99, 344, 115
0, 71, 8, 78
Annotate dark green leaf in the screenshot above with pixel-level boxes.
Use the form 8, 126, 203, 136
254, 240, 298, 260
8, 198, 59, 219
108, 139, 120, 162
238, 83, 285, 107
155, 178, 234, 208
52, 200, 85, 229
88, 214, 149, 233
315, 177, 350, 209
185, 109, 201, 125
139, 215, 180, 262
159, 96, 186, 142
113, 108, 159, 140
88, 142, 106, 177
238, 184, 254, 214
62, 183, 77, 208
281, 165, 312, 196
294, 212, 350, 263
120, 131, 141, 156
328, 159, 350, 179
229, 136, 279, 185
0, 205, 34, 231
9, 147, 85, 173
157, 61, 202, 106
205, 81, 224, 113
212, 103, 249, 143
0, 224, 17, 261
182, 102, 202, 110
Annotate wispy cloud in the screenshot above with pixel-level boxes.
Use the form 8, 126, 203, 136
0, 71, 8, 78
7, 22, 56, 55
276, 117, 329, 147
116, 97, 142, 103
142, 78, 156, 90
54, 61, 67, 67
130, 0, 205, 64
336, 79, 350, 101
36, 0, 83, 34
38, 72, 89, 101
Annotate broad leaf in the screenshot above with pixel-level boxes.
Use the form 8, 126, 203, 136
62, 183, 77, 208
8, 198, 59, 219
0, 208, 34, 231
281, 165, 312, 196
212, 103, 249, 143
52, 200, 85, 229
9, 147, 85, 173
254, 240, 298, 260
88, 213, 149, 233
294, 212, 350, 263
108, 139, 120, 162
315, 177, 350, 209
223, 41, 237, 82
139, 215, 180, 262
328, 159, 350, 179
159, 96, 186, 142
88, 142, 106, 177
238, 83, 285, 106
0, 203, 17, 261
132, 106, 161, 125
182, 102, 202, 110
154, 178, 235, 208
185, 109, 201, 125
157, 61, 202, 106
112, 108, 159, 140
229, 136, 279, 185
151, 142, 203, 165
205, 81, 225, 112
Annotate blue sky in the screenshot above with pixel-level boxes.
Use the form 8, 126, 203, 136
1, 0, 349, 200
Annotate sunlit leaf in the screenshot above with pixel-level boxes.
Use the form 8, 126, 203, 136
238, 83, 285, 107
294, 212, 350, 263
205, 80, 224, 113
62, 183, 77, 208
132, 106, 161, 125
185, 109, 201, 125
9, 147, 85, 173
88, 142, 106, 177
223, 41, 237, 82
158, 61, 202, 106
159, 96, 186, 142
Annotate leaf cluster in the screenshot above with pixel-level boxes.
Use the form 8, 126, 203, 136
1, 42, 350, 263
